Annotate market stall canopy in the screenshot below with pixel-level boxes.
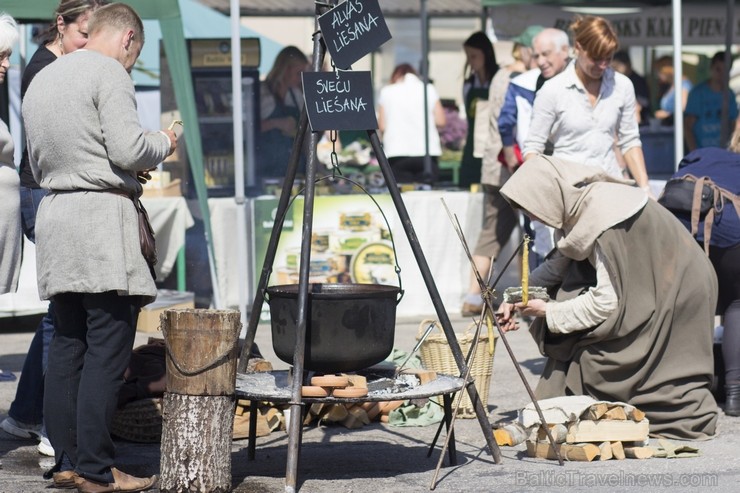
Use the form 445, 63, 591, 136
481, 0, 739, 46
135, 0, 283, 86
198, 0, 484, 17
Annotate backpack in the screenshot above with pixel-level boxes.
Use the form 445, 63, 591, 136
658, 147, 740, 251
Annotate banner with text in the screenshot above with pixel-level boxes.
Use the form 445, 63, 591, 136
490, 5, 740, 46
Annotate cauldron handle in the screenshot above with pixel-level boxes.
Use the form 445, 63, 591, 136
289, 173, 405, 304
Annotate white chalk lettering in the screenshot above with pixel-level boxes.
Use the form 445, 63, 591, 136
315, 96, 368, 114
331, 0, 364, 30
331, 13, 379, 53
315, 78, 352, 95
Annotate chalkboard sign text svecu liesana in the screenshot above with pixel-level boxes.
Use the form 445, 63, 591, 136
329, 0, 379, 54
314, 78, 368, 114
302, 71, 377, 131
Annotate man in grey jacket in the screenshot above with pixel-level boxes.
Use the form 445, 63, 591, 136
23, 4, 176, 492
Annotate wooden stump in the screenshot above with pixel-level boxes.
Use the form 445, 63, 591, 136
159, 393, 235, 493
159, 309, 241, 493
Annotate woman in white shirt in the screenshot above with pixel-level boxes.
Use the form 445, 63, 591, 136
522, 16, 650, 192
377, 63, 445, 183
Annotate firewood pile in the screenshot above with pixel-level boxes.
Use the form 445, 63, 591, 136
494, 397, 653, 462
232, 366, 437, 438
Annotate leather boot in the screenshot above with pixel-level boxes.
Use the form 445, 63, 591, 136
74, 468, 156, 493
725, 381, 740, 417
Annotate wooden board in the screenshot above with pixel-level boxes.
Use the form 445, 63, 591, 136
566, 419, 649, 443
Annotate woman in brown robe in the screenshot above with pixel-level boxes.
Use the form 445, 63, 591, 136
498, 155, 719, 440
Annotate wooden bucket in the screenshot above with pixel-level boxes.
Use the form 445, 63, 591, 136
161, 309, 242, 396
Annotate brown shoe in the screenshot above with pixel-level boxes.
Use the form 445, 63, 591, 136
461, 302, 483, 317
52, 470, 79, 489
74, 468, 157, 493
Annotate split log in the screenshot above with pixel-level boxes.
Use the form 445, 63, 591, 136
627, 407, 646, 422
598, 441, 613, 461
611, 441, 626, 460
493, 422, 528, 446
536, 423, 568, 443
624, 446, 654, 459
602, 406, 627, 420
526, 440, 599, 462
583, 402, 609, 420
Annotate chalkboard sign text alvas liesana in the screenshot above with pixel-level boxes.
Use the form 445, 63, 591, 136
329, 0, 380, 54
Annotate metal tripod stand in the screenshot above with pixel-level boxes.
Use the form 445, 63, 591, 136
236, 4, 501, 491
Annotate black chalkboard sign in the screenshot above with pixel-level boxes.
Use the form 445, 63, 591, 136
318, 0, 392, 70
302, 71, 378, 131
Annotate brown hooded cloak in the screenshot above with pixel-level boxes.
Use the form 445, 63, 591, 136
500, 156, 718, 439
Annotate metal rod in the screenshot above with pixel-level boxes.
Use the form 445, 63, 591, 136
237, 109, 309, 373
430, 262, 496, 489
367, 129, 502, 464
441, 203, 564, 466
284, 10, 328, 490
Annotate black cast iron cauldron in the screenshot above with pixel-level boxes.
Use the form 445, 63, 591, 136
267, 283, 400, 372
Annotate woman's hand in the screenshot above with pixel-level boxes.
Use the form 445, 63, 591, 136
496, 303, 520, 332
278, 116, 297, 137
496, 299, 549, 332
515, 298, 548, 318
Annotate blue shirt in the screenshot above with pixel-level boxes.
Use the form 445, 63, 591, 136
685, 81, 739, 148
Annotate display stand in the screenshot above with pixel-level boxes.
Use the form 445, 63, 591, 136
236, 2, 501, 491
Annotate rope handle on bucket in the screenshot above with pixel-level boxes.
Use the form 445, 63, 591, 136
262, 171, 405, 305
161, 324, 240, 376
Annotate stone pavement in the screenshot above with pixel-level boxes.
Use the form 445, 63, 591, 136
2, 312, 740, 492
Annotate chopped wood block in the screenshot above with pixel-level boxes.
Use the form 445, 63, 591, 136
321, 404, 349, 423
536, 423, 568, 443
603, 406, 628, 420
627, 408, 646, 422
598, 441, 613, 461
566, 419, 649, 443
341, 407, 371, 429
263, 407, 281, 432
246, 358, 273, 373
359, 402, 382, 420
234, 405, 244, 416
582, 402, 609, 420
526, 440, 599, 462
237, 399, 251, 408
232, 411, 271, 439
345, 374, 367, 388
379, 414, 389, 423
399, 368, 437, 385
624, 446, 654, 459
611, 441, 625, 460
309, 403, 326, 416
493, 423, 528, 446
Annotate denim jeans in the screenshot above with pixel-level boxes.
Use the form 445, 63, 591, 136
45, 291, 141, 483
8, 187, 55, 426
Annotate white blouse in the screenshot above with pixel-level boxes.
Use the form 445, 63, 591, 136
522, 61, 642, 178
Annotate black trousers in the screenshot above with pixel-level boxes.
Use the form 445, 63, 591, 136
45, 291, 141, 483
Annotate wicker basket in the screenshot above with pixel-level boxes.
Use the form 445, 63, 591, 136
111, 397, 163, 443
417, 319, 496, 418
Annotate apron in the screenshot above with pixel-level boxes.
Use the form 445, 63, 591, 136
460, 85, 489, 188
258, 89, 302, 178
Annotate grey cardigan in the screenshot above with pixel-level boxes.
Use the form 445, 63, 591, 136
23, 50, 171, 302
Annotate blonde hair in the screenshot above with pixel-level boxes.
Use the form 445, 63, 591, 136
0, 12, 18, 53
265, 46, 308, 100
728, 125, 740, 153
570, 15, 618, 60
